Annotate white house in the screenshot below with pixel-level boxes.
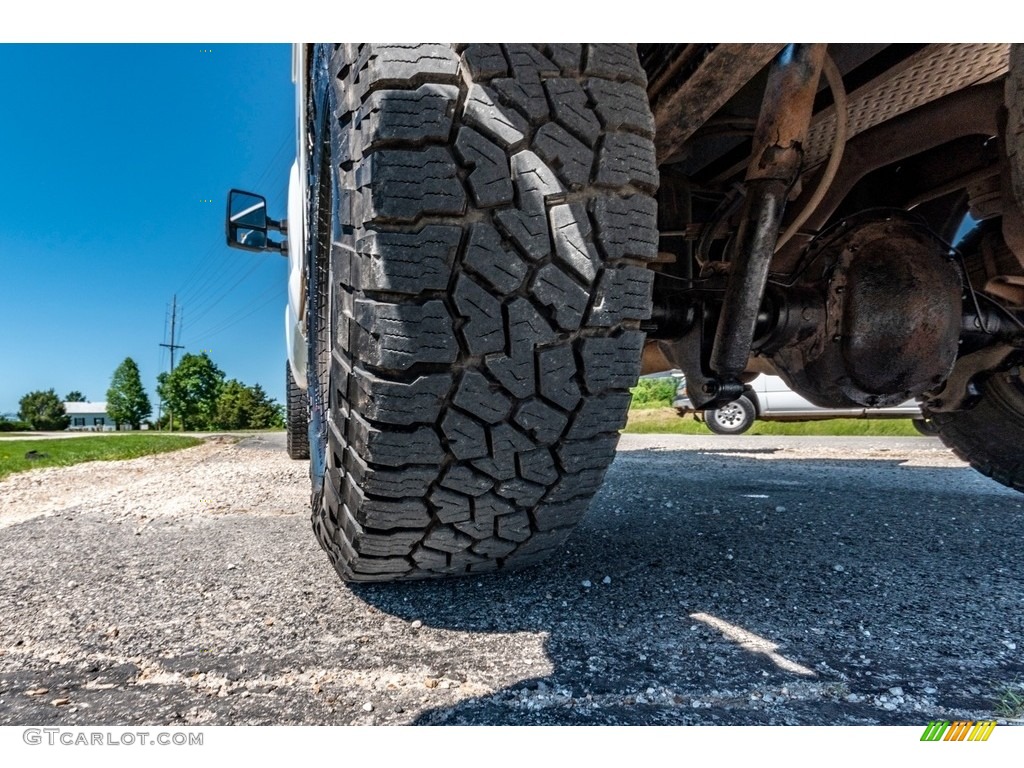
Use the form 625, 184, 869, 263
65, 401, 116, 431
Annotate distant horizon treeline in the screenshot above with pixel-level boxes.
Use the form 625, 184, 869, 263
1, 352, 283, 432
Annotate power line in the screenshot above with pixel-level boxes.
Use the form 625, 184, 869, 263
189, 287, 287, 343
175, 183, 288, 320
174, 177, 291, 307
183, 259, 268, 331
159, 295, 185, 371
158, 295, 185, 431
173, 130, 293, 301
187, 279, 283, 338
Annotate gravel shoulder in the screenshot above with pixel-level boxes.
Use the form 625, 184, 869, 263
0, 435, 299, 531
1, 432, 1021, 726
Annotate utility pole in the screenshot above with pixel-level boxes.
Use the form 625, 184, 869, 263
159, 295, 185, 431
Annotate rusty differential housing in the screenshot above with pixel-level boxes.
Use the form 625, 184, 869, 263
769, 215, 962, 408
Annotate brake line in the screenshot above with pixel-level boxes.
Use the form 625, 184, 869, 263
775, 54, 849, 252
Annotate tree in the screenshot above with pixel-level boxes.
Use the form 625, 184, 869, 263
156, 352, 224, 430
214, 380, 285, 430
65, 390, 86, 402
106, 357, 152, 430
18, 389, 70, 430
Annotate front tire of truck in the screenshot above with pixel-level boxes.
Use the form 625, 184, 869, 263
307, 43, 659, 581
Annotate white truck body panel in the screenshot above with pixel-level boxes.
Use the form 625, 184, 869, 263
285, 44, 309, 390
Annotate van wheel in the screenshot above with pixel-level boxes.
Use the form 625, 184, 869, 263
705, 396, 756, 435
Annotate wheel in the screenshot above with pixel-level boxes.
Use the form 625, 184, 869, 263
927, 367, 1024, 491
308, 44, 659, 581
286, 361, 309, 460
704, 396, 756, 435
912, 417, 939, 436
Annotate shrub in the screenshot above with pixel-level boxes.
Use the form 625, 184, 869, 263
629, 377, 679, 409
0, 416, 33, 432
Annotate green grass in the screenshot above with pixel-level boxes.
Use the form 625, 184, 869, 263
0, 434, 204, 480
624, 407, 922, 437
994, 677, 1024, 719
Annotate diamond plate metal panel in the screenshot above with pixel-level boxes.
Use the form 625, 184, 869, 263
805, 44, 1010, 168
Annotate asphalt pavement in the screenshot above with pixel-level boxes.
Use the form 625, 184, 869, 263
1, 432, 1021, 725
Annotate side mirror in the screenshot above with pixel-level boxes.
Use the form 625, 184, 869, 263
226, 189, 284, 252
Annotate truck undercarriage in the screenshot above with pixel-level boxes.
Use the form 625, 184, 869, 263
641, 43, 1024, 491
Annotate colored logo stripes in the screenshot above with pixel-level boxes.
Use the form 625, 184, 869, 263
920, 720, 997, 741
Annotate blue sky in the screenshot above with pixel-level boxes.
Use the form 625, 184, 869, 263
0, 44, 294, 416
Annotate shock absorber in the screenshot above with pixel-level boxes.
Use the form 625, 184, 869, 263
708, 44, 827, 396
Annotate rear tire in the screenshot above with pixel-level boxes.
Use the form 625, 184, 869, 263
309, 44, 659, 581
705, 396, 756, 435
912, 417, 938, 436
286, 361, 309, 460
928, 368, 1024, 491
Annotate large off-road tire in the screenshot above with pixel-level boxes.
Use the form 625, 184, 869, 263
286, 361, 310, 460
704, 395, 756, 435
308, 43, 659, 581
928, 368, 1024, 491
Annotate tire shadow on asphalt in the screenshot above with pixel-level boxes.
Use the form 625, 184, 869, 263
351, 447, 1024, 725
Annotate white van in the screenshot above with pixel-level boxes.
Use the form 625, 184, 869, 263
674, 374, 932, 435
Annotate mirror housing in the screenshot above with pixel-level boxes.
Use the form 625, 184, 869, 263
226, 189, 286, 253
